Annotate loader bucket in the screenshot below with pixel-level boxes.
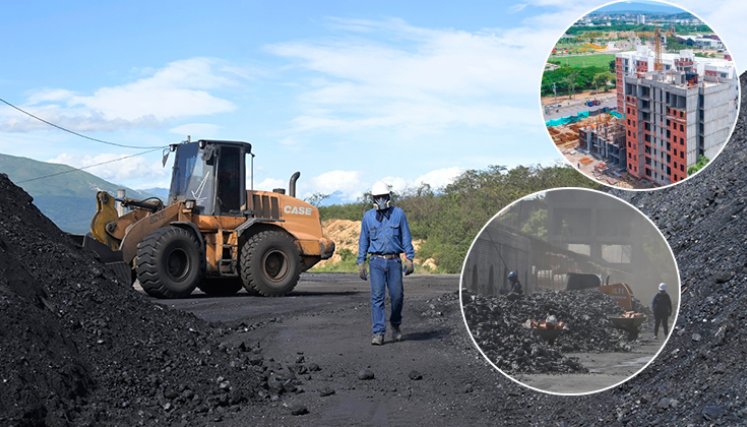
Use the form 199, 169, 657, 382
69, 233, 133, 286
565, 272, 602, 290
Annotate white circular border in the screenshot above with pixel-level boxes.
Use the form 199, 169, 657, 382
458, 186, 682, 396
536, 0, 742, 192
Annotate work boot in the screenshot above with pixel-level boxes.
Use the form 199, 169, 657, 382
392, 326, 403, 342
371, 334, 384, 346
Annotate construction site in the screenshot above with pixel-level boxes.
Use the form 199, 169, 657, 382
617, 45, 738, 185
545, 25, 738, 188
461, 188, 679, 394
548, 113, 642, 188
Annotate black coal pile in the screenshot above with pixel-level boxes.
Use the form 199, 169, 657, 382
580, 73, 747, 425
0, 175, 266, 426
506, 73, 747, 425
462, 289, 629, 374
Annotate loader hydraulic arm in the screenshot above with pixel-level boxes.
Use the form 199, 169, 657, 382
118, 197, 163, 212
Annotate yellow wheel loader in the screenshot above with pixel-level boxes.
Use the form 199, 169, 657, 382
80, 139, 335, 298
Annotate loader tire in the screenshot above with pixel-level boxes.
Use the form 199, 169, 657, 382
197, 278, 243, 297
240, 230, 301, 297
137, 226, 202, 299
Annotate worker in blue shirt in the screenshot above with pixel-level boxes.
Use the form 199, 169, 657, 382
357, 181, 415, 345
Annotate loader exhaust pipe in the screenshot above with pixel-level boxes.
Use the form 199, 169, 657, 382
289, 171, 301, 198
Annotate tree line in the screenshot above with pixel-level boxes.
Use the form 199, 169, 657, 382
316, 164, 599, 273
541, 64, 615, 98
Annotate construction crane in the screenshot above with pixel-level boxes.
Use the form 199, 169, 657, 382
654, 27, 663, 72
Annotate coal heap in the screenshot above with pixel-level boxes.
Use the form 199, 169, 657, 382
463, 289, 630, 374
0, 175, 264, 425
581, 73, 747, 424
504, 73, 747, 425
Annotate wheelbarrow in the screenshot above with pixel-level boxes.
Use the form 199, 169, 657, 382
608, 315, 647, 340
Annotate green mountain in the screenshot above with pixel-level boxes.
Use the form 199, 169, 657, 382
0, 153, 157, 234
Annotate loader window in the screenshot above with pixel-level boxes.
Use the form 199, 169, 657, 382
168, 142, 214, 214
216, 146, 243, 214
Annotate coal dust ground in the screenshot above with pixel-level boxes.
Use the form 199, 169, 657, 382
2, 74, 746, 426
515, 337, 661, 394
157, 274, 506, 426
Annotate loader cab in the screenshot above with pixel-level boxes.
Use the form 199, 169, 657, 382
168, 140, 252, 216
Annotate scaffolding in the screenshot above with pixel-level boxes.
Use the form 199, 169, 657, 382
578, 116, 626, 168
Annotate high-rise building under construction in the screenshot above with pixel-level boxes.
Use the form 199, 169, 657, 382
615, 46, 737, 185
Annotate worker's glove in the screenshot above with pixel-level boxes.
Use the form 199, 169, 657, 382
358, 263, 368, 281
403, 259, 414, 276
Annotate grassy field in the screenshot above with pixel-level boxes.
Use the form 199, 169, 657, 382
549, 54, 614, 68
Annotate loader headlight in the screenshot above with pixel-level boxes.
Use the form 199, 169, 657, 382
185, 200, 196, 210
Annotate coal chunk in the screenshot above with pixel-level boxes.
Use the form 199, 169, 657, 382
319, 386, 335, 397
357, 368, 375, 380
289, 404, 309, 416
702, 404, 726, 421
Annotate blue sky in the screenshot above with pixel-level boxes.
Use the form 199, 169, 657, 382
1, 1, 744, 202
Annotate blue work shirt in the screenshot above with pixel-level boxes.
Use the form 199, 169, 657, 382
357, 206, 415, 264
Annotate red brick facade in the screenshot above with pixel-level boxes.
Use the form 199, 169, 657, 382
616, 57, 625, 112
635, 59, 648, 77
667, 107, 687, 183
625, 95, 641, 178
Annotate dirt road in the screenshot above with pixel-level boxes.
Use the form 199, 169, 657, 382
541, 91, 616, 120
155, 273, 533, 426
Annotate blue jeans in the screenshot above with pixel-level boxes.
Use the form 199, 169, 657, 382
369, 256, 404, 335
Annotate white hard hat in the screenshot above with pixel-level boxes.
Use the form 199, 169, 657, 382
659, 282, 667, 291
371, 181, 390, 196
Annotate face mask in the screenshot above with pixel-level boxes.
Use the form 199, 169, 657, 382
373, 195, 390, 210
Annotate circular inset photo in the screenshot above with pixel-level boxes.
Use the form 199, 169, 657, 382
459, 188, 680, 395
541, 1, 740, 190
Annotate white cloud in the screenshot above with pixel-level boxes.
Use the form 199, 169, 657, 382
254, 177, 287, 191
266, 18, 553, 136
26, 89, 77, 104
309, 170, 363, 200
1, 57, 244, 133
377, 176, 409, 194
414, 167, 464, 189
295, 166, 463, 203
169, 123, 221, 138
376, 167, 463, 194
47, 152, 170, 186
